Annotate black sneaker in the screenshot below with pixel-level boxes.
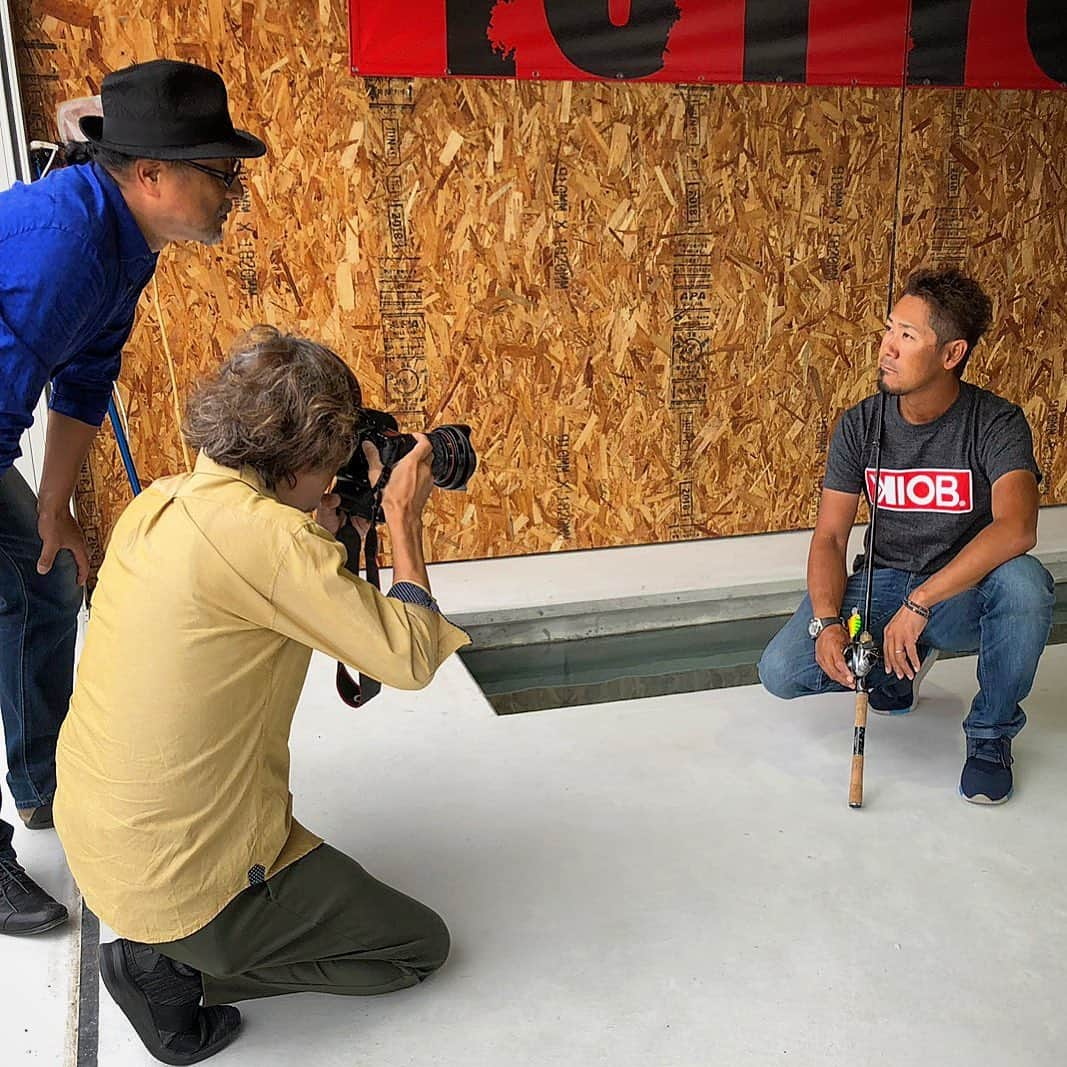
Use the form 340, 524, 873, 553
100, 939, 242, 1065
869, 649, 939, 716
0, 857, 68, 935
960, 737, 1014, 805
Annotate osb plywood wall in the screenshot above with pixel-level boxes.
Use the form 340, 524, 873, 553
12, 1, 1067, 569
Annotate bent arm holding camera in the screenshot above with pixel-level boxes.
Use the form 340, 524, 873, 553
316, 434, 436, 605
273, 433, 466, 693
55, 327, 471, 1043
269, 516, 466, 691
378, 434, 434, 593
319, 434, 436, 592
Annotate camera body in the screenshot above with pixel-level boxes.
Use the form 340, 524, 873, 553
334, 408, 476, 521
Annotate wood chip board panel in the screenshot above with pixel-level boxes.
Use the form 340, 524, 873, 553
11, 2, 1066, 568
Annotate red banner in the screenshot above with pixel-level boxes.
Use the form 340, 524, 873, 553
350, 0, 1067, 90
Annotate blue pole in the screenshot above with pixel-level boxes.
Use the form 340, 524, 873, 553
107, 396, 142, 495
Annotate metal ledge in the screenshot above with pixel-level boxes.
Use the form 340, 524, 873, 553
456, 549, 1067, 653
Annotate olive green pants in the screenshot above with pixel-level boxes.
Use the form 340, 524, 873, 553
155, 844, 450, 1006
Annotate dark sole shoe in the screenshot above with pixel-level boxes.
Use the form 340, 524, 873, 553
17, 804, 54, 830
2, 911, 68, 936
869, 650, 940, 716
100, 941, 241, 1065
960, 739, 1014, 805
0, 861, 69, 936
869, 703, 912, 717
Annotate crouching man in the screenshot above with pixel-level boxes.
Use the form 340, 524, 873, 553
758, 269, 1053, 806
54, 327, 470, 1064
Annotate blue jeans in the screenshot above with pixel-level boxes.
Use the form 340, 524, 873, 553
758, 556, 1055, 755
0, 467, 83, 861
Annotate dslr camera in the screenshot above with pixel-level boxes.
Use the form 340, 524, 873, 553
335, 409, 477, 522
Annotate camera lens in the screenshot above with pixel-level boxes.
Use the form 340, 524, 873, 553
427, 425, 476, 490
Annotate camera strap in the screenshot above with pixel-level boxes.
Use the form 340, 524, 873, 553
335, 521, 383, 708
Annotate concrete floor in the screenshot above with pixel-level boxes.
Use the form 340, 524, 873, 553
4, 631, 1066, 1066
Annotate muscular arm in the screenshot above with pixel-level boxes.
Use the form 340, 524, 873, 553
36, 410, 97, 583
909, 470, 1039, 610
807, 488, 861, 687
883, 470, 1039, 680
808, 488, 861, 617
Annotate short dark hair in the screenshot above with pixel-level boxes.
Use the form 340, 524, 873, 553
182, 326, 363, 489
901, 268, 993, 377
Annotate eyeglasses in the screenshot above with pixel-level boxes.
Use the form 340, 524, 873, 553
180, 159, 243, 189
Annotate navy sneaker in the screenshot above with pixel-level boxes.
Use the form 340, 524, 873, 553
960, 737, 1014, 805
869, 649, 939, 716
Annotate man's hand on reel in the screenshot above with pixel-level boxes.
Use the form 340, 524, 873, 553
816, 624, 855, 689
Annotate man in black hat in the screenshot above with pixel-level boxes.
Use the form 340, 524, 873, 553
0, 59, 265, 939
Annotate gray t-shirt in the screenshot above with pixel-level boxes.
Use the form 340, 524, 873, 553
824, 383, 1040, 575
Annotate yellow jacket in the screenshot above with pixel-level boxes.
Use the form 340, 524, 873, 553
55, 455, 469, 943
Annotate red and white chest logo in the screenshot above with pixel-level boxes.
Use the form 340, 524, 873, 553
865, 468, 973, 513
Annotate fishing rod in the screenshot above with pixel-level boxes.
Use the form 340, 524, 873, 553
847, 387, 886, 809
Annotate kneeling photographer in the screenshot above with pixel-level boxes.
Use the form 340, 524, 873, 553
53, 326, 471, 1065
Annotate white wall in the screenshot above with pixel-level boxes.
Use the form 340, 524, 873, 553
1, 0, 48, 492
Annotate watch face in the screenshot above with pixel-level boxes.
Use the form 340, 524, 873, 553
807, 618, 821, 638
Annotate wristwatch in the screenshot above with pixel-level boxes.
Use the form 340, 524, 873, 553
807, 616, 844, 639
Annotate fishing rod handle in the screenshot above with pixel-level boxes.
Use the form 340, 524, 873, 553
849, 690, 869, 808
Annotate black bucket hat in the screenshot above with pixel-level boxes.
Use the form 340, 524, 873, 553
79, 59, 266, 160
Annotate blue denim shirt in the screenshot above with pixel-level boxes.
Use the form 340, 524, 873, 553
0, 162, 158, 474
